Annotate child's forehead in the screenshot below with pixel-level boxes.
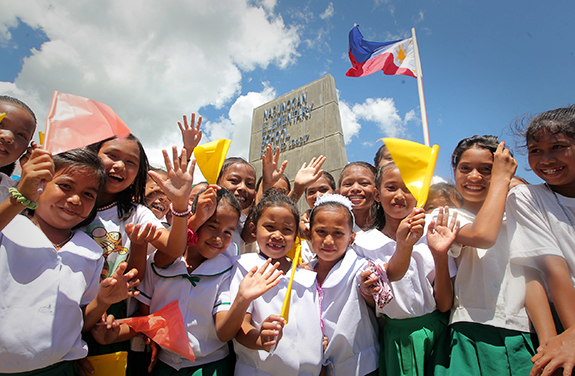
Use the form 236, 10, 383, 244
225, 162, 255, 178
0, 102, 36, 131
459, 146, 493, 163
342, 165, 374, 180
55, 167, 100, 189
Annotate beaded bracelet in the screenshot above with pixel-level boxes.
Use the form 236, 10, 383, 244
8, 187, 38, 210
170, 203, 191, 217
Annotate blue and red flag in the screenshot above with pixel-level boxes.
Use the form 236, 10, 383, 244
346, 25, 417, 78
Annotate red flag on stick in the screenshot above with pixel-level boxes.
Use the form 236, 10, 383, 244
42, 91, 131, 154
117, 301, 195, 362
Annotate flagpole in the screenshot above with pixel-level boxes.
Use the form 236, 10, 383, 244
411, 28, 430, 147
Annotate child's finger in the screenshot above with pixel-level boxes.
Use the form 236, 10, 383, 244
188, 158, 196, 176
171, 146, 180, 171
161, 149, 173, 173
258, 258, 273, 274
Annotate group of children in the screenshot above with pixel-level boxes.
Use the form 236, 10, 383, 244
0, 94, 574, 376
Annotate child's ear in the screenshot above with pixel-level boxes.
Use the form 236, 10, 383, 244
349, 232, 356, 246
249, 221, 256, 238
373, 188, 380, 203
304, 226, 311, 240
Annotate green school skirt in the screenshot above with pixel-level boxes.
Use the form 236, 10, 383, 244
150, 356, 232, 376
0, 361, 78, 376
380, 310, 449, 376
431, 322, 537, 376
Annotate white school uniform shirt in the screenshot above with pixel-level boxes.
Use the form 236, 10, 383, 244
80, 203, 163, 278
353, 227, 457, 319
308, 249, 379, 376
507, 184, 575, 288
135, 252, 233, 370
447, 208, 530, 332
0, 215, 103, 373
228, 253, 323, 376
0, 171, 17, 202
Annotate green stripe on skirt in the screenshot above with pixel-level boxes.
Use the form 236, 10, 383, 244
0, 361, 78, 376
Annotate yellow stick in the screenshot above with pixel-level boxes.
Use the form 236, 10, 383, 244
416, 144, 440, 208
280, 237, 301, 324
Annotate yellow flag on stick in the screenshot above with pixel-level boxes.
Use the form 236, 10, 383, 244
381, 138, 439, 208
194, 139, 231, 184
280, 236, 302, 324
0, 113, 5, 122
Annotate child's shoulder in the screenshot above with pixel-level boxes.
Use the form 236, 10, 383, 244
353, 228, 390, 250
3, 215, 50, 248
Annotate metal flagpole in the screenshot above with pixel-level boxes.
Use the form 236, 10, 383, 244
411, 28, 430, 146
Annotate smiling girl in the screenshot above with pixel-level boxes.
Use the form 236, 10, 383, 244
338, 162, 380, 232
354, 162, 457, 376
0, 148, 139, 374
433, 136, 536, 376
507, 106, 575, 375
228, 190, 323, 376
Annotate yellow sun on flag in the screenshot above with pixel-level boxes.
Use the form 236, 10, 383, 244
395, 44, 407, 65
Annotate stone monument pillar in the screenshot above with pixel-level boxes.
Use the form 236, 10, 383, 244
249, 74, 348, 211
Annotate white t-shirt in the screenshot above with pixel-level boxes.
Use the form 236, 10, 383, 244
228, 253, 323, 376
448, 208, 530, 332
507, 183, 575, 287
308, 249, 379, 376
136, 252, 232, 370
0, 215, 103, 373
353, 226, 457, 319
80, 203, 163, 278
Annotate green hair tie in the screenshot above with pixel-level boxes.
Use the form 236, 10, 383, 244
8, 187, 39, 210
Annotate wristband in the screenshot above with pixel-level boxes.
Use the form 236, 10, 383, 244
8, 187, 38, 210
187, 229, 198, 246
170, 203, 191, 217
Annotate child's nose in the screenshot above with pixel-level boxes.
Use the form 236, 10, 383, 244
0, 130, 15, 145
468, 168, 482, 179
68, 194, 81, 205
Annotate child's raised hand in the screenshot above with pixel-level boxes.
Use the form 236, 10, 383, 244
125, 222, 162, 245
16, 148, 54, 202
18, 141, 38, 167
97, 262, 140, 306
150, 146, 195, 211
238, 259, 282, 303
397, 208, 426, 247
492, 141, 517, 183
179, 113, 202, 154
427, 207, 460, 257
262, 144, 287, 189
293, 155, 326, 190
259, 315, 285, 352
188, 185, 220, 230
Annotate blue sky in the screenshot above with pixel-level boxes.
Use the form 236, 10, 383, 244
1, 0, 574, 183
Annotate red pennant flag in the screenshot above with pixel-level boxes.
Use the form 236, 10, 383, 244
117, 301, 195, 362
42, 91, 131, 155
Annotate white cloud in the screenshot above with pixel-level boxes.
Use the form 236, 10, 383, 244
414, 10, 424, 23
338, 95, 417, 144
352, 97, 404, 136
320, 3, 334, 20
0, 0, 300, 164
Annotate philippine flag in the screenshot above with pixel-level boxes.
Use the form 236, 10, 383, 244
346, 25, 417, 78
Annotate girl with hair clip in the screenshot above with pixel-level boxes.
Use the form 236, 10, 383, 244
432, 135, 535, 376
354, 162, 459, 376
306, 193, 385, 376
227, 190, 324, 376
0, 148, 140, 375
506, 106, 575, 376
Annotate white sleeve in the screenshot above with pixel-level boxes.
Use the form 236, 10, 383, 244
135, 254, 157, 306
213, 274, 232, 315
507, 187, 564, 271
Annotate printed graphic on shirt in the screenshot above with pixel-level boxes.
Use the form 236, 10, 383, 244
84, 224, 128, 279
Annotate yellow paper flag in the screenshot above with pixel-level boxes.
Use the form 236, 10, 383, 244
381, 138, 439, 208
280, 236, 302, 324
87, 351, 127, 376
0, 113, 5, 122
194, 139, 231, 185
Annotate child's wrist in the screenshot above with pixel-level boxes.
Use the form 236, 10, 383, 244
170, 203, 191, 217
